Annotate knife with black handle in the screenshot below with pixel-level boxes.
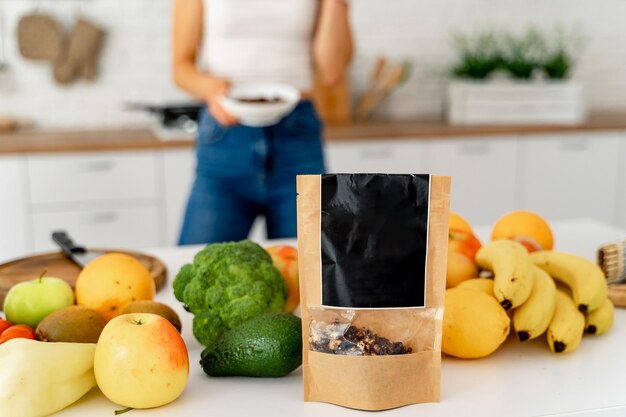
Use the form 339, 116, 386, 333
52, 231, 103, 268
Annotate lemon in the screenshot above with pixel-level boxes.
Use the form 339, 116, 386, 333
442, 287, 510, 359
456, 278, 494, 296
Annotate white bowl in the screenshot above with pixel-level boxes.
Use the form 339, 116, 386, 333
219, 83, 300, 127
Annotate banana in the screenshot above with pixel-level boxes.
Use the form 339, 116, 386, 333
546, 290, 585, 353
530, 251, 608, 313
585, 297, 614, 335
475, 240, 533, 310
513, 265, 556, 342
0, 338, 96, 417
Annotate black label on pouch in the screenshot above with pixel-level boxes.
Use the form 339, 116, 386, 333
320, 174, 430, 309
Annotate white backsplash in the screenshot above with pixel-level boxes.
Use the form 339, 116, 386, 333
0, 0, 625, 128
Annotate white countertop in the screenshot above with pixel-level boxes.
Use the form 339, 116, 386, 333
56, 219, 626, 417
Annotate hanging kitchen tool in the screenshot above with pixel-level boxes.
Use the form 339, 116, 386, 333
17, 5, 64, 62
53, 16, 106, 85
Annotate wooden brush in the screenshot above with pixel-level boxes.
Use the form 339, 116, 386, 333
598, 240, 626, 284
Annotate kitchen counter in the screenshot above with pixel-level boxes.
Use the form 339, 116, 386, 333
1, 113, 626, 155
55, 219, 626, 417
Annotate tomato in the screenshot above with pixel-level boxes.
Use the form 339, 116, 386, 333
0, 319, 12, 335
0, 324, 36, 344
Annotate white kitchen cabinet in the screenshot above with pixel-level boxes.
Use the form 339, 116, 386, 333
27, 151, 160, 207
31, 205, 162, 252
324, 139, 428, 174
26, 150, 166, 253
425, 137, 519, 225
0, 156, 30, 262
519, 134, 621, 225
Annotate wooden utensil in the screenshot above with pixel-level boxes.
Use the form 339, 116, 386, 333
368, 63, 407, 113
355, 56, 387, 121
0, 249, 167, 306
356, 60, 410, 121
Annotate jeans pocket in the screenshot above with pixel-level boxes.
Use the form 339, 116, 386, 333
197, 108, 228, 145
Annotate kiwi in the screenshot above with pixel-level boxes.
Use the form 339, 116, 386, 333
36, 305, 107, 343
121, 300, 182, 333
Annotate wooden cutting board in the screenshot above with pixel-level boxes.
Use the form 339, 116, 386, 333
312, 74, 351, 125
0, 250, 167, 307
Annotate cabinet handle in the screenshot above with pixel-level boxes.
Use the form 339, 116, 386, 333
87, 211, 119, 224
558, 138, 589, 151
76, 160, 116, 172
457, 142, 491, 155
359, 147, 394, 159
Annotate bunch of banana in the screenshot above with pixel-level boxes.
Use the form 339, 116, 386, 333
465, 243, 615, 355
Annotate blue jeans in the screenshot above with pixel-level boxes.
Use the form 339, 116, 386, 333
178, 101, 325, 245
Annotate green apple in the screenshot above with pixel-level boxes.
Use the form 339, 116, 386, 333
3, 272, 75, 328
94, 313, 189, 409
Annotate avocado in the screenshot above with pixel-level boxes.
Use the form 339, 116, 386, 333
200, 312, 302, 377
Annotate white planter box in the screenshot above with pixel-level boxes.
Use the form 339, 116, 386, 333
446, 80, 587, 125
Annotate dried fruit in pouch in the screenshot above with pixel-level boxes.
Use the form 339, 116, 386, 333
309, 319, 412, 356
297, 174, 450, 411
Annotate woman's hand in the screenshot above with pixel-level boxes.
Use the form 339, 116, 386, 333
205, 78, 238, 127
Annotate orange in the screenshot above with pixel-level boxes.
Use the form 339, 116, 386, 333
491, 210, 554, 252
446, 252, 478, 288
75, 253, 155, 321
449, 212, 473, 234
265, 245, 299, 313
448, 228, 482, 261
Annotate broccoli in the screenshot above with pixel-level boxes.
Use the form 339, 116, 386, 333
173, 240, 287, 347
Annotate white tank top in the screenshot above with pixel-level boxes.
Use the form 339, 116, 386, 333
201, 0, 317, 91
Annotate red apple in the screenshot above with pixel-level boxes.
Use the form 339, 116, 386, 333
94, 313, 189, 409
265, 245, 299, 313
448, 228, 482, 261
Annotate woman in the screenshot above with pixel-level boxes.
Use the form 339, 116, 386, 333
173, 0, 353, 244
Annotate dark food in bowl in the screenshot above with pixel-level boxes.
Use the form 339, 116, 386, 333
234, 96, 285, 104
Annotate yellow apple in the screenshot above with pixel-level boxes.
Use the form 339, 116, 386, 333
94, 313, 189, 409
265, 245, 299, 313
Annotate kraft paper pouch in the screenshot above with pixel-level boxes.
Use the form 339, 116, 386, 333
297, 174, 450, 411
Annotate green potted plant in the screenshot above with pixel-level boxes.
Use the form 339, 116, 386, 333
446, 26, 586, 125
